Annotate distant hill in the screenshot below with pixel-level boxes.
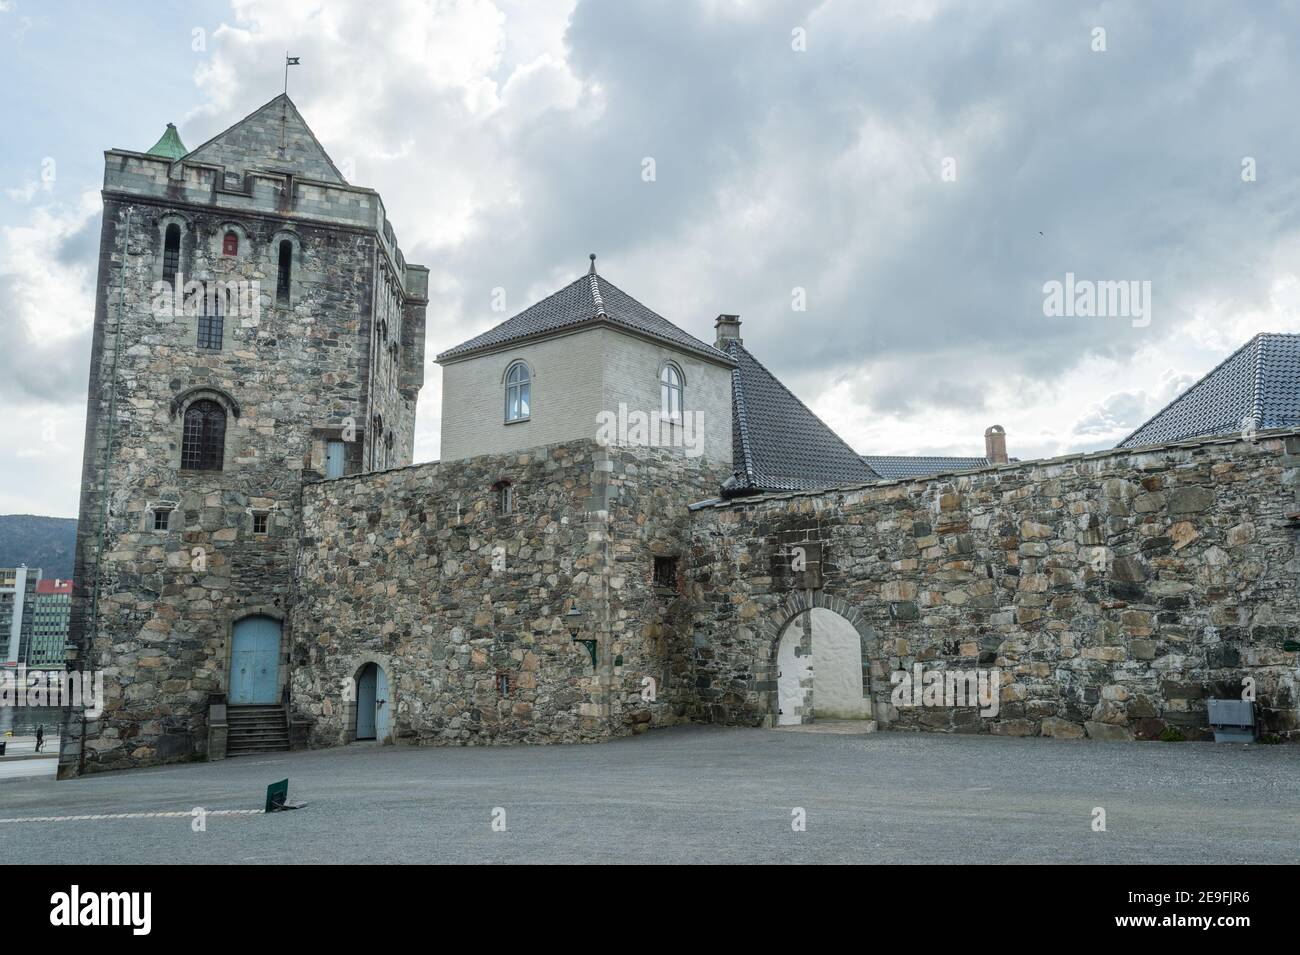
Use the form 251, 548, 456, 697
0, 515, 77, 580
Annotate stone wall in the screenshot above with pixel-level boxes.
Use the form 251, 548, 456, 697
291, 440, 725, 746
684, 431, 1300, 741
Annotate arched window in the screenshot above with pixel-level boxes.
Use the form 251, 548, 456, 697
222, 231, 239, 256
181, 400, 226, 470
276, 240, 293, 305
505, 362, 531, 423
660, 362, 683, 421
163, 224, 181, 289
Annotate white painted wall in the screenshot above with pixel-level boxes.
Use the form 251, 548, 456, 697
600, 330, 733, 466
439, 329, 606, 461
808, 608, 870, 720
439, 325, 734, 466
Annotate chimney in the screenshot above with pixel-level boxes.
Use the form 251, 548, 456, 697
714, 314, 742, 347
984, 424, 1008, 464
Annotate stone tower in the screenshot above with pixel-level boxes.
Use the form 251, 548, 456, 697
64, 95, 427, 774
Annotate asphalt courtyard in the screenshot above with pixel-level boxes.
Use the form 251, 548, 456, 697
1, 726, 1296, 864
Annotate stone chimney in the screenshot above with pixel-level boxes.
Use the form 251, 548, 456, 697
984, 424, 1008, 464
714, 314, 742, 347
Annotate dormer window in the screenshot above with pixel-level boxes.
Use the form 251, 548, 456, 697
505, 361, 530, 423
222, 231, 239, 256
660, 362, 683, 421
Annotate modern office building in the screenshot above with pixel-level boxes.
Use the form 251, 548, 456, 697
0, 567, 41, 668
29, 578, 73, 669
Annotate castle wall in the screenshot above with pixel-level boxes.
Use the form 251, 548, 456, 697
292, 440, 726, 746
685, 432, 1300, 741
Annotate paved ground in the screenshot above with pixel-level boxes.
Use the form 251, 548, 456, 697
0, 736, 58, 781
0, 726, 1296, 863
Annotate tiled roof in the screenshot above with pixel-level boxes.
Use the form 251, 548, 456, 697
722, 339, 879, 495
859, 455, 990, 480
436, 261, 735, 366
1118, 332, 1300, 448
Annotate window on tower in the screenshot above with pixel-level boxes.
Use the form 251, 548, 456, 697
181, 400, 227, 470
276, 240, 293, 305
163, 223, 181, 288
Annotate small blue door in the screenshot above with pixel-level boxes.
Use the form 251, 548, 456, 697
229, 616, 281, 704
355, 663, 389, 741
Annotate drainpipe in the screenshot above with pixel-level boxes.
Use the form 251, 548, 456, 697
82, 206, 133, 775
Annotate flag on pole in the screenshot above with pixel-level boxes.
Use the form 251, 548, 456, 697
286, 56, 300, 65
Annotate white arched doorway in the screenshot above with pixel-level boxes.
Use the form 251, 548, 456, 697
775, 607, 871, 725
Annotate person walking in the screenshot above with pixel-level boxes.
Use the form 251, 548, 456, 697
34, 724, 44, 754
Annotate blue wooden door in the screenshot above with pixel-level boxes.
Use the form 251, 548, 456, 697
375, 666, 389, 741
356, 664, 377, 739
229, 616, 281, 704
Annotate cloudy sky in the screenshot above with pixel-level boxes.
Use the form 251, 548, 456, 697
2, 0, 1298, 518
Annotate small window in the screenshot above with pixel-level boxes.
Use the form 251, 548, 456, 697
496, 672, 513, 697
152, 508, 172, 532
497, 482, 513, 516
276, 240, 293, 305
222, 231, 239, 256
660, 363, 683, 421
197, 290, 223, 350
653, 555, 678, 589
251, 513, 269, 535
181, 399, 226, 471
505, 362, 530, 422
163, 223, 181, 288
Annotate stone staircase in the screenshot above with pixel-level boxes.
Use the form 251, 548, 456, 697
226, 704, 290, 756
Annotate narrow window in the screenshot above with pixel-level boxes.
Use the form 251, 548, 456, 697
181, 399, 226, 470
325, 440, 345, 479
222, 231, 239, 256
251, 513, 269, 535
496, 672, 512, 697
152, 508, 171, 531
495, 481, 513, 516
197, 288, 223, 350
653, 555, 678, 589
660, 363, 683, 421
505, 362, 530, 422
163, 223, 181, 288
276, 240, 293, 305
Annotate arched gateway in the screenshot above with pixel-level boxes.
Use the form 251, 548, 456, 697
765, 593, 876, 726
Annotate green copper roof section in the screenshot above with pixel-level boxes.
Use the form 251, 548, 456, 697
145, 123, 187, 160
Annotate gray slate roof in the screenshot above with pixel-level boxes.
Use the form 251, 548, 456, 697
1118, 332, 1300, 448
436, 266, 735, 366
722, 339, 879, 495
859, 455, 991, 480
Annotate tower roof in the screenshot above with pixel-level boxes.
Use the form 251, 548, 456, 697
436, 259, 735, 366
145, 123, 188, 160
1118, 332, 1300, 448
181, 93, 347, 184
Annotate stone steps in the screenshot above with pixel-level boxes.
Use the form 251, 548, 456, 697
226, 704, 289, 756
